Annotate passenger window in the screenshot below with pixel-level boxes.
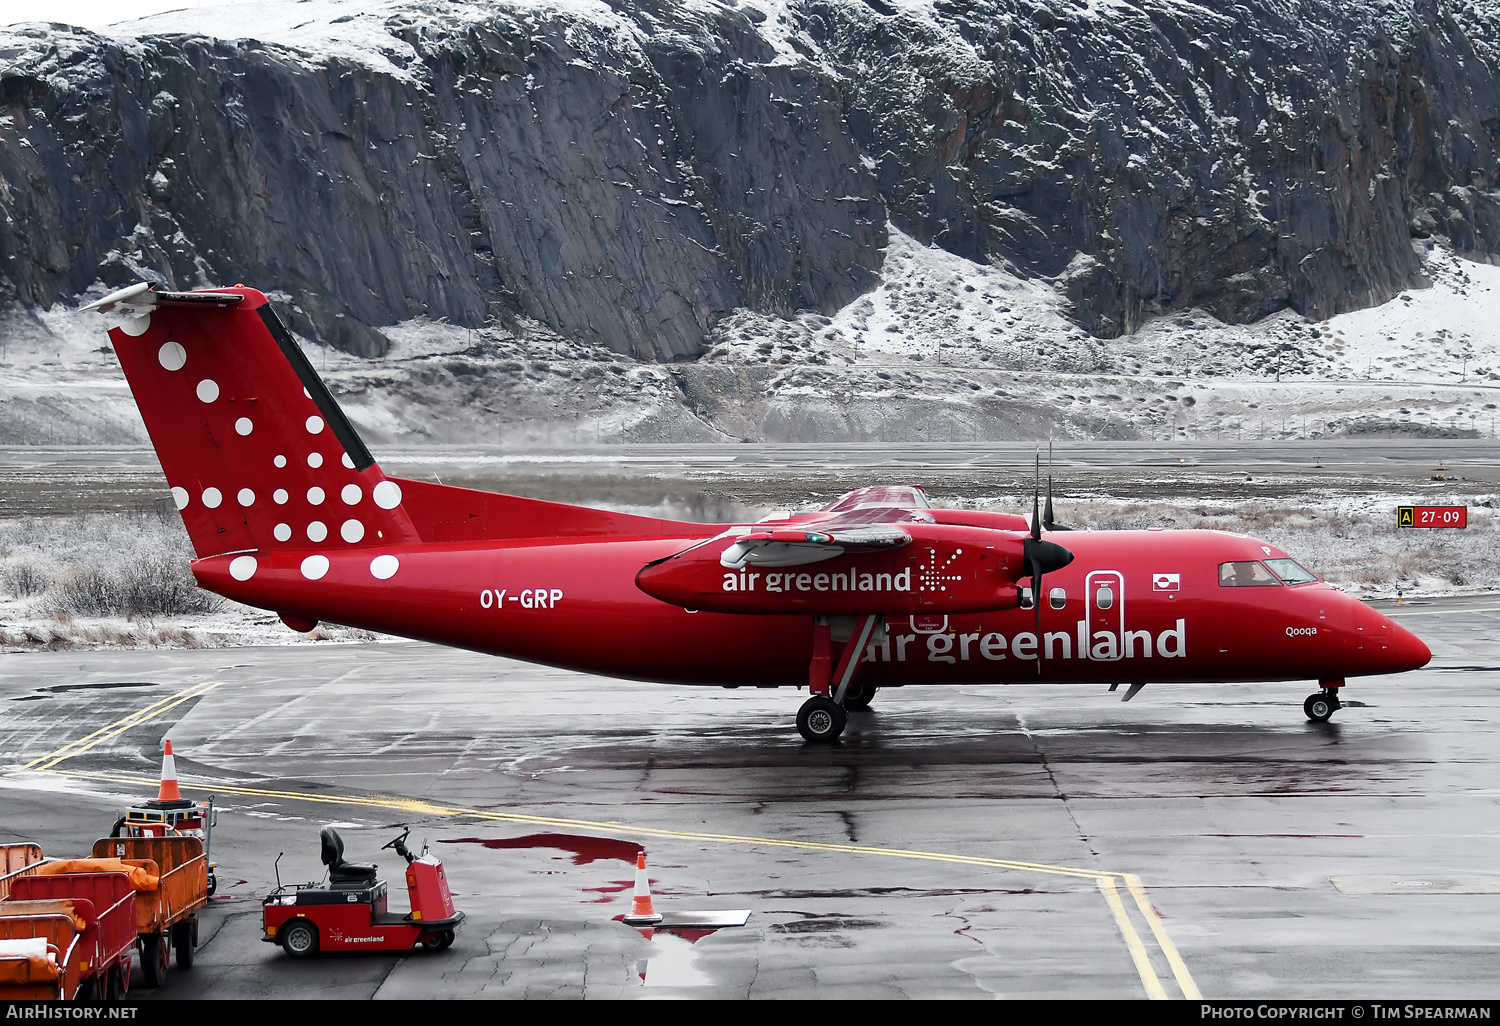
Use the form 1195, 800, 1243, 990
1218, 560, 1282, 587
1095, 586, 1114, 610
1018, 585, 1035, 610
1265, 558, 1318, 584
1049, 587, 1067, 609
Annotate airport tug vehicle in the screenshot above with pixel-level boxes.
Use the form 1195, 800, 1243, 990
263, 827, 463, 958
110, 741, 219, 897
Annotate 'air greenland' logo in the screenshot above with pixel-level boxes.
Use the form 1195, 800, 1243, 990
862, 619, 1188, 665
723, 565, 912, 594
722, 547, 966, 595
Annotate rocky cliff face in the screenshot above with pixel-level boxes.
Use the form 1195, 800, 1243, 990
820, 0, 1500, 337
1, 0, 1497, 358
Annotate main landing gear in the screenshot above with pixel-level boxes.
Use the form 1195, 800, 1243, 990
796, 615, 881, 743
797, 695, 847, 742
1303, 678, 1345, 723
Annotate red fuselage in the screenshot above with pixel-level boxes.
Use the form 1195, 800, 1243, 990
194, 525, 1429, 687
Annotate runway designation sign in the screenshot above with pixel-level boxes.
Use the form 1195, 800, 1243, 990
1397, 505, 1467, 528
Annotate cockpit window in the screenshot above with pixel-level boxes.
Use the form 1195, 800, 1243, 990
1218, 560, 1282, 587
1265, 558, 1318, 584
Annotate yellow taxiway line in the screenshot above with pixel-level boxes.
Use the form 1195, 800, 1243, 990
45, 766, 1200, 1000
13, 682, 1200, 1000
22, 682, 221, 772
1386, 606, 1500, 617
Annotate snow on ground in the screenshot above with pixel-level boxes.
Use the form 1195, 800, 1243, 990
702, 229, 1500, 442
4, 230, 1500, 448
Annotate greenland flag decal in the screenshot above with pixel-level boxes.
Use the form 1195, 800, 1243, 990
1153, 572, 1181, 592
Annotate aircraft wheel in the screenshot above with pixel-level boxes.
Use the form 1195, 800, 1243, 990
797, 696, 847, 742
1304, 692, 1339, 723
843, 684, 876, 712
280, 920, 318, 959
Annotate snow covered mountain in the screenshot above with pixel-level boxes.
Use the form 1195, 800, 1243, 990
3, 0, 1498, 360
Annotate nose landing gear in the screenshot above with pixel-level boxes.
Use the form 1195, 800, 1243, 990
1303, 681, 1344, 723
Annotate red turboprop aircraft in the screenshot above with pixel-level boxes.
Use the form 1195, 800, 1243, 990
84, 284, 1431, 741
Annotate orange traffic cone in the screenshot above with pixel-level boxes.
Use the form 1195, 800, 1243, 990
622, 851, 663, 925
155, 739, 184, 802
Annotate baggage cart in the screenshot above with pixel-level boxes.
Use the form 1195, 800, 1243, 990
2, 871, 135, 1000
93, 836, 207, 986
0, 844, 44, 902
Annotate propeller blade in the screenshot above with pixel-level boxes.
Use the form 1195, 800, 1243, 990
1030, 557, 1044, 668
1042, 441, 1071, 531
1022, 536, 1076, 675
1046, 440, 1053, 530
1030, 450, 1042, 542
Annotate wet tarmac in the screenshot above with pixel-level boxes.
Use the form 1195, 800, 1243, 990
1, 596, 1498, 999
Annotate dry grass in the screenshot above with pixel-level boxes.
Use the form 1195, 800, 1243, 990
0, 511, 220, 618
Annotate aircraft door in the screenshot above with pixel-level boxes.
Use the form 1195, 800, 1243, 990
1085, 571, 1124, 662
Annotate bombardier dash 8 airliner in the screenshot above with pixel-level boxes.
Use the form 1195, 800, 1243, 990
83, 283, 1430, 741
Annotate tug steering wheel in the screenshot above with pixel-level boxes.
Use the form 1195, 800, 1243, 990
381, 827, 416, 864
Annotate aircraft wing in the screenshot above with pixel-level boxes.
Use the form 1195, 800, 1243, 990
819, 485, 931, 512
719, 507, 918, 569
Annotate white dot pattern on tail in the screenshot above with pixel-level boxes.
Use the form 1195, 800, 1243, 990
341, 519, 365, 543
372, 481, 402, 509
306, 416, 324, 434
237, 488, 255, 507
307, 487, 325, 505
196, 379, 219, 403
307, 521, 328, 542
171, 487, 189, 510
300, 555, 329, 580
235, 418, 253, 436
158, 342, 186, 371
229, 555, 257, 582
341, 484, 361, 505
274, 523, 291, 542
370, 555, 399, 580
202, 487, 222, 509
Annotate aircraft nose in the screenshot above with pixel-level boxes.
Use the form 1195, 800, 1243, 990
1355, 602, 1431, 673
1385, 617, 1432, 672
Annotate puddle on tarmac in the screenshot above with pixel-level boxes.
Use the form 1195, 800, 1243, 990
628, 926, 719, 988
34, 681, 161, 694
440, 833, 642, 865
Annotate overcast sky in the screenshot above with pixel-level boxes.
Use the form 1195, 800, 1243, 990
0, 0, 263, 29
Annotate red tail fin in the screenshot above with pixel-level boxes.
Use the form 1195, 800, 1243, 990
99, 286, 421, 558
94, 284, 697, 558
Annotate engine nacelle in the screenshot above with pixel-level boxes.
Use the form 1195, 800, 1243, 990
635, 524, 1027, 614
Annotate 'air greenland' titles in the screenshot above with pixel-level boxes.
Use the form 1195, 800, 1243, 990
722, 566, 911, 594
